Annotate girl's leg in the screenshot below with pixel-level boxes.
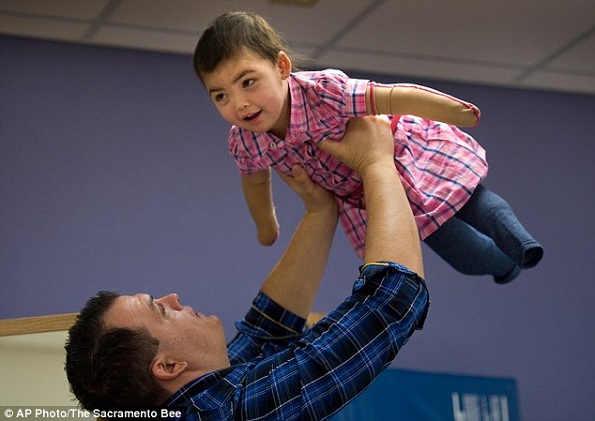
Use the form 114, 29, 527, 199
457, 184, 543, 269
424, 217, 521, 284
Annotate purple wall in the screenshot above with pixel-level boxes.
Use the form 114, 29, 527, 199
1, 36, 594, 421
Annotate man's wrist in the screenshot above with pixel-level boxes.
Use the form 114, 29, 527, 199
304, 200, 338, 216
359, 161, 398, 182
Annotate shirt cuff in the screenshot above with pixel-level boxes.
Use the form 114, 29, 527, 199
235, 291, 306, 340
345, 78, 369, 117
354, 261, 421, 292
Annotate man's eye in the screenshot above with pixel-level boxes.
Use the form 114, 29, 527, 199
158, 304, 166, 316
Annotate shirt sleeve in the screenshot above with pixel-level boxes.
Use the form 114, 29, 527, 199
311, 69, 369, 118
227, 291, 307, 365
228, 126, 261, 175
238, 262, 430, 420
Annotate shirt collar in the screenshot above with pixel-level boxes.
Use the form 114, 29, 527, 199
287, 73, 323, 137
164, 366, 238, 410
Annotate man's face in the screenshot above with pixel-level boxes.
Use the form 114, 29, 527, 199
104, 293, 230, 372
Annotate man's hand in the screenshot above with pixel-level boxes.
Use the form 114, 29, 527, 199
279, 165, 336, 214
319, 116, 395, 176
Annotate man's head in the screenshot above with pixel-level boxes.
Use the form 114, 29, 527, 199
65, 291, 229, 410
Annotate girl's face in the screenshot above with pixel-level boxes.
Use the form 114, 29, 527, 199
202, 48, 292, 138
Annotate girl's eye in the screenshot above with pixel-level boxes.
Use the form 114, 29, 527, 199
213, 93, 227, 103
242, 78, 255, 89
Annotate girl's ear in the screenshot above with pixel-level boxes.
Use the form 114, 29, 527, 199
277, 51, 292, 79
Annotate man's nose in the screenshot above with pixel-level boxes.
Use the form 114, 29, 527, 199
156, 293, 182, 310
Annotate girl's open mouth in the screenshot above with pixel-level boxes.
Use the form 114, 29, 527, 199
243, 110, 261, 121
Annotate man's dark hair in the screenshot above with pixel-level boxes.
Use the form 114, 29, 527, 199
65, 291, 169, 411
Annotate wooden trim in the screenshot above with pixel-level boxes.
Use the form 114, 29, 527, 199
0, 311, 327, 336
306, 311, 326, 327
0, 313, 78, 337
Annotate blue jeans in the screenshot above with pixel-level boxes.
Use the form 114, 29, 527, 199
424, 184, 543, 283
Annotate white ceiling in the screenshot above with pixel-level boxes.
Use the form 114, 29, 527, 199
1, 0, 594, 95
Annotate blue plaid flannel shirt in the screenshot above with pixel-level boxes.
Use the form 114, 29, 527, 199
163, 262, 429, 420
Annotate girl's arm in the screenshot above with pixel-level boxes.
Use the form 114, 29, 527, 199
260, 165, 338, 318
365, 83, 480, 127
241, 168, 280, 246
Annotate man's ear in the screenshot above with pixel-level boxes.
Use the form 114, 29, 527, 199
277, 51, 292, 79
151, 356, 188, 381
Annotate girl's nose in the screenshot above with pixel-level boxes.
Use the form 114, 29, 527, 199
235, 96, 249, 111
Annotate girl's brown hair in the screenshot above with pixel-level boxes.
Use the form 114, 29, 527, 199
194, 11, 303, 83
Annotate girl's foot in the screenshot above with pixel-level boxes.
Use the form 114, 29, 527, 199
519, 241, 544, 269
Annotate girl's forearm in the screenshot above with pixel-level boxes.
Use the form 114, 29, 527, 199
241, 170, 280, 245
366, 83, 480, 127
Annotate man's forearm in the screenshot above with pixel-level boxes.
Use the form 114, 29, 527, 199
260, 202, 338, 319
362, 162, 424, 277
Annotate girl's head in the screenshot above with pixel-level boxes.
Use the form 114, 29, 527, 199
194, 11, 288, 83
194, 12, 297, 137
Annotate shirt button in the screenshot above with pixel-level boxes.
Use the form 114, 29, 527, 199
270, 142, 276, 149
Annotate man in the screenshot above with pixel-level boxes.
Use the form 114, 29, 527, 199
65, 116, 429, 420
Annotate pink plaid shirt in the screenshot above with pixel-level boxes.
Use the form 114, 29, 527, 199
228, 69, 488, 259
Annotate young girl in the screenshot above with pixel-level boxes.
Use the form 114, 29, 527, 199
193, 11, 543, 283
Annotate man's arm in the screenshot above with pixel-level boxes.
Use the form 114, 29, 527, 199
320, 116, 423, 276
227, 166, 337, 365
259, 115, 424, 319
259, 165, 338, 319
238, 117, 429, 420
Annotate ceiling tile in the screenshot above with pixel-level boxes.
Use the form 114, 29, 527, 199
0, 0, 108, 20
235, 0, 376, 48
93, 26, 198, 55
0, 15, 90, 40
1, 0, 593, 96
109, 0, 211, 32
521, 71, 595, 95
336, 1, 595, 67
316, 49, 524, 87
110, 0, 378, 49
546, 31, 595, 73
